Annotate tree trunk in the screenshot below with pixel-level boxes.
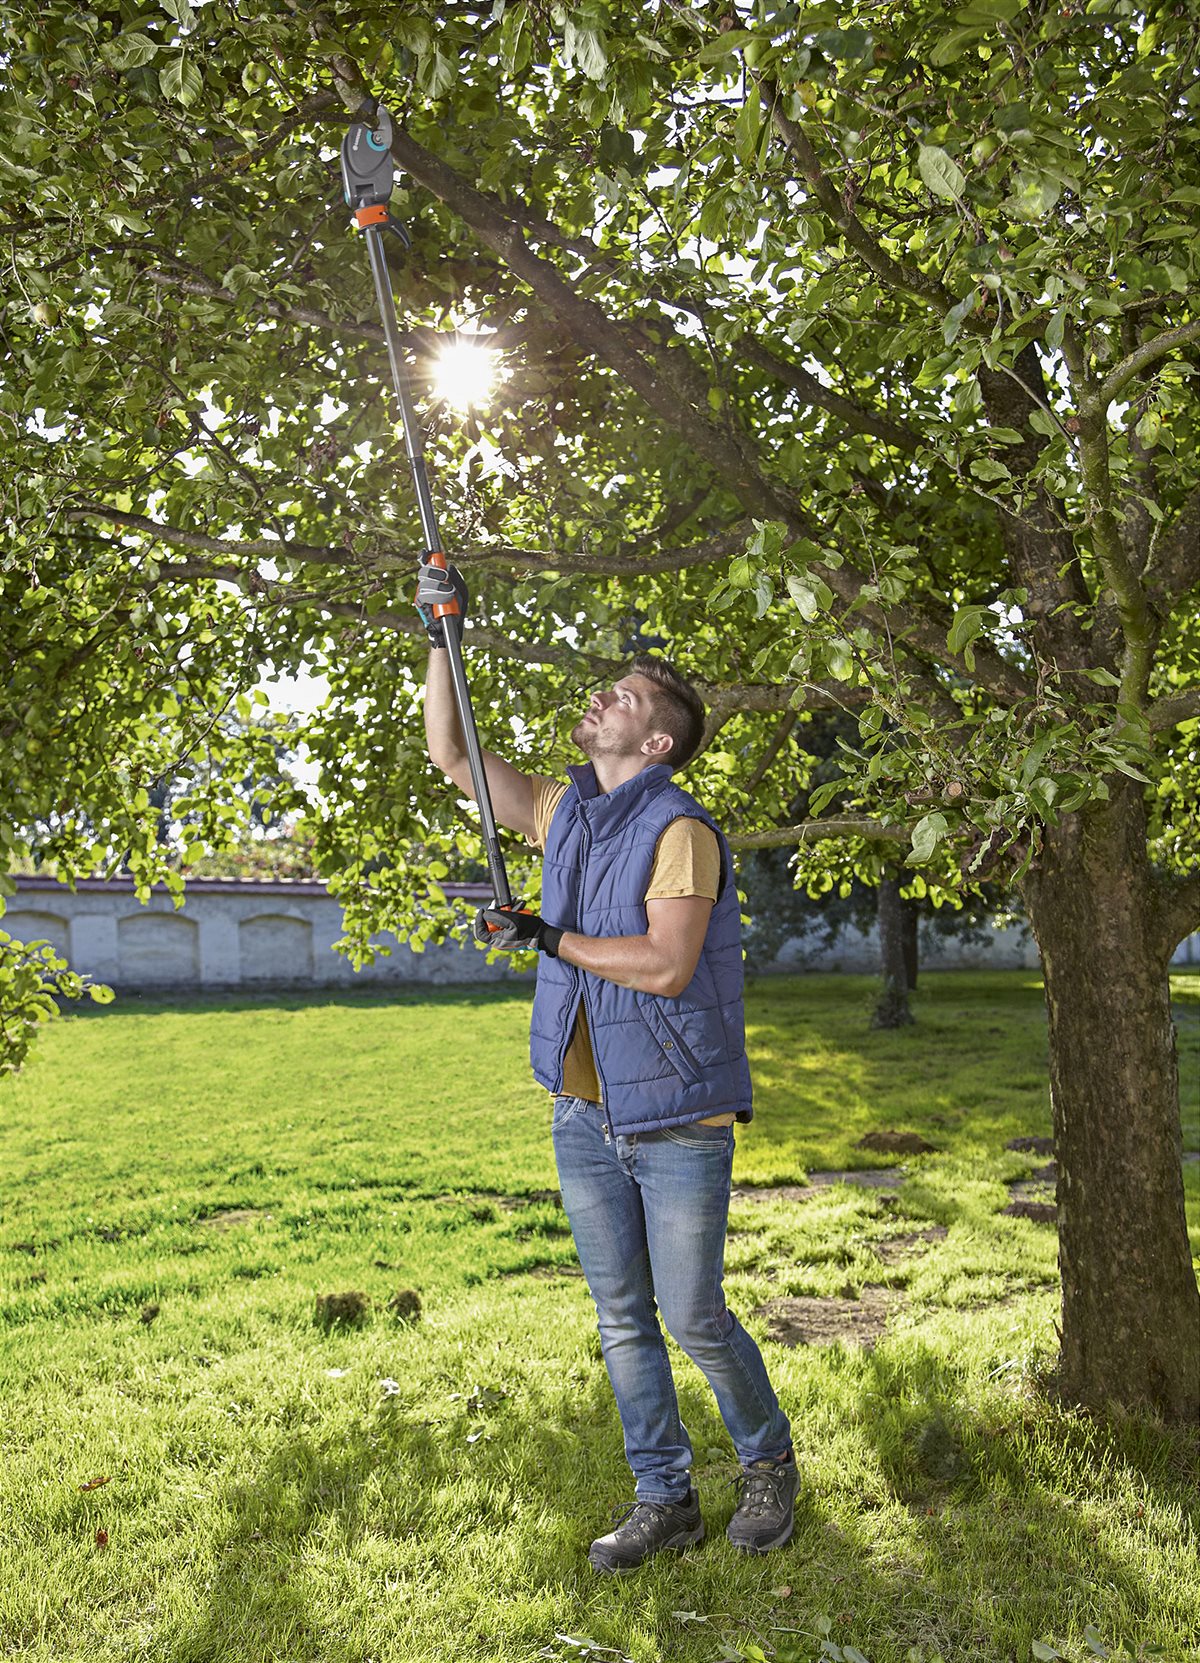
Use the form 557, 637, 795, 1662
872, 873, 915, 1028
902, 899, 919, 990
1022, 785, 1200, 1423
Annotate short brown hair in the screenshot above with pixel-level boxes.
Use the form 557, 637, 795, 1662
629, 655, 707, 770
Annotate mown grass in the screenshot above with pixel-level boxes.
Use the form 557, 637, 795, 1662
1, 970, 1197, 1663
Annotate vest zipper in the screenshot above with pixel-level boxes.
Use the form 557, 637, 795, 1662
576, 813, 608, 1108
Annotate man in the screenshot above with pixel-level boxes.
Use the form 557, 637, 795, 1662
417, 560, 795, 1574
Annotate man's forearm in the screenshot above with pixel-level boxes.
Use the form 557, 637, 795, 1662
555, 931, 688, 999
424, 648, 466, 770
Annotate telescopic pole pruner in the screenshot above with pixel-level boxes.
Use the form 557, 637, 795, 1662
340, 102, 514, 913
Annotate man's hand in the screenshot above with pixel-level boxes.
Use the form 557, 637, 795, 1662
415, 558, 468, 647
473, 904, 562, 956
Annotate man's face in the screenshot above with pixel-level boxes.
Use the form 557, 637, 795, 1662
571, 674, 671, 764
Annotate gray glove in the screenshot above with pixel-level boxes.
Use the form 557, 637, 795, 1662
415, 557, 468, 647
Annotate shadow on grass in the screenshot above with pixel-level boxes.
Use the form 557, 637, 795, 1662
166, 1333, 1200, 1663
62, 980, 536, 1023
837, 1344, 1200, 1655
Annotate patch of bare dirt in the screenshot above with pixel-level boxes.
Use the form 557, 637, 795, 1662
1002, 1199, 1057, 1225
195, 1208, 269, 1231
731, 1169, 904, 1206
314, 1289, 370, 1328
496, 1189, 562, 1211
1006, 1136, 1054, 1155
756, 1285, 899, 1349
874, 1225, 949, 1264
854, 1130, 937, 1155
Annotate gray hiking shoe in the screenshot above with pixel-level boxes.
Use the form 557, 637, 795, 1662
588, 1489, 704, 1574
726, 1456, 799, 1553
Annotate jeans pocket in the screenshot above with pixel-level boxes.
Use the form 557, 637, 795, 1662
659, 1120, 733, 1151
551, 1094, 588, 1130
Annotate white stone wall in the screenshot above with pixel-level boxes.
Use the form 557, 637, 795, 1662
8, 875, 1196, 993
7, 877, 531, 992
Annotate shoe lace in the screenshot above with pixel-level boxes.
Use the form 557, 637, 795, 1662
609, 1499, 672, 1543
731, 1462, 786, 1519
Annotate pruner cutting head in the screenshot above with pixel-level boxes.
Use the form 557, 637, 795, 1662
341, 101, 395, 215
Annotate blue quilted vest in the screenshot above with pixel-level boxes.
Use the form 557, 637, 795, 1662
529, 762, 753, 1134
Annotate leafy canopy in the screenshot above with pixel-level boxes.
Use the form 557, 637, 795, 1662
1, 0, 1198, 1059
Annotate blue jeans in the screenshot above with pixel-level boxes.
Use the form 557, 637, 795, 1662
552, 1095, 791, 1504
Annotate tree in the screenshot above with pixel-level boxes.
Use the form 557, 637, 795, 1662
1, 1, 1197, 1416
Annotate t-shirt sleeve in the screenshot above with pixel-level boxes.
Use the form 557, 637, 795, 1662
645, 817, 721, 903
527, 775, 570, 852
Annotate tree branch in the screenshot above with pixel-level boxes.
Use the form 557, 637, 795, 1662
738, 337, 921, 451
1156, 870, 1200, 958
1064, 323, 1155, 705
1095, 317, 1200, 409
142, 264, 386, 342
760, 77, 969, 323
743, 712, 797, 796
1144, 481, 1200, 610
728, 818, 907, 850
1146, 685, 1200, 732
377, 126, 1031, 705
65, 501, 750, 576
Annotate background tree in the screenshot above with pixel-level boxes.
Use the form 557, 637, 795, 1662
1, 1, 1197, 1417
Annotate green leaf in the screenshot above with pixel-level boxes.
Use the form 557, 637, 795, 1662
943, 291, 977, 344
786, 574, 820, 621
928, 25, 984, 65
970, 457, 1011, 483
563, 18, 608, 80
909, 810, 949, 865
734, 84, 763, 169
956, 0, 1025, 20
1020, 727, 1060, 784
1108, 757, 1152, 784
947, 605, 988, 657
918, 144, 965, 202
1004, 172, 1062, 221
826, 640, 854, 681
1031, 1644, 1062, 1662
696, 30, 760, 61
1135, 409, 1162, 447
106, 32, 159, 69
160, 54, 203, 106
1082, 1627, 1111, 1659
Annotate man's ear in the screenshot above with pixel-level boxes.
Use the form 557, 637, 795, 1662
642, 731, 674, 760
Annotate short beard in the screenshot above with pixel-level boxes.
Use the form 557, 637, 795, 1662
571, 719, 640, 762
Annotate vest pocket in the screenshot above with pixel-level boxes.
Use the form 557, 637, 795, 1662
636, 994, 703, 1086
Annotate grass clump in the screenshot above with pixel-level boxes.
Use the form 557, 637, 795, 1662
0, 971, 1196, 1663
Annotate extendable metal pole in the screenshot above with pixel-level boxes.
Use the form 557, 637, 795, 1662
342, 105, 512, 910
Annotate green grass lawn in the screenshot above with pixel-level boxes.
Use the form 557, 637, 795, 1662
1, 970, 1197, 1663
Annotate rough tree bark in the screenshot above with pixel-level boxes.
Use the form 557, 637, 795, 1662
1022, 784, 1200, 1422
872, 873, 915, 1029
902, 900, 919, 992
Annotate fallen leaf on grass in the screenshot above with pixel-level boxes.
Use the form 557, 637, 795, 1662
94, 1529, 108, 1548
78, 1476, 111, 1492
770, 1585, 793, 1599
325, 1368, 350, 1379
671, 1611, 708, 1624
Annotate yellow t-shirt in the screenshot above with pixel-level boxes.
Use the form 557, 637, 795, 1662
529, 775, 733, 1124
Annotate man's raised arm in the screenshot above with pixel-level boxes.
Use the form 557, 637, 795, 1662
418, 561, 537, 843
